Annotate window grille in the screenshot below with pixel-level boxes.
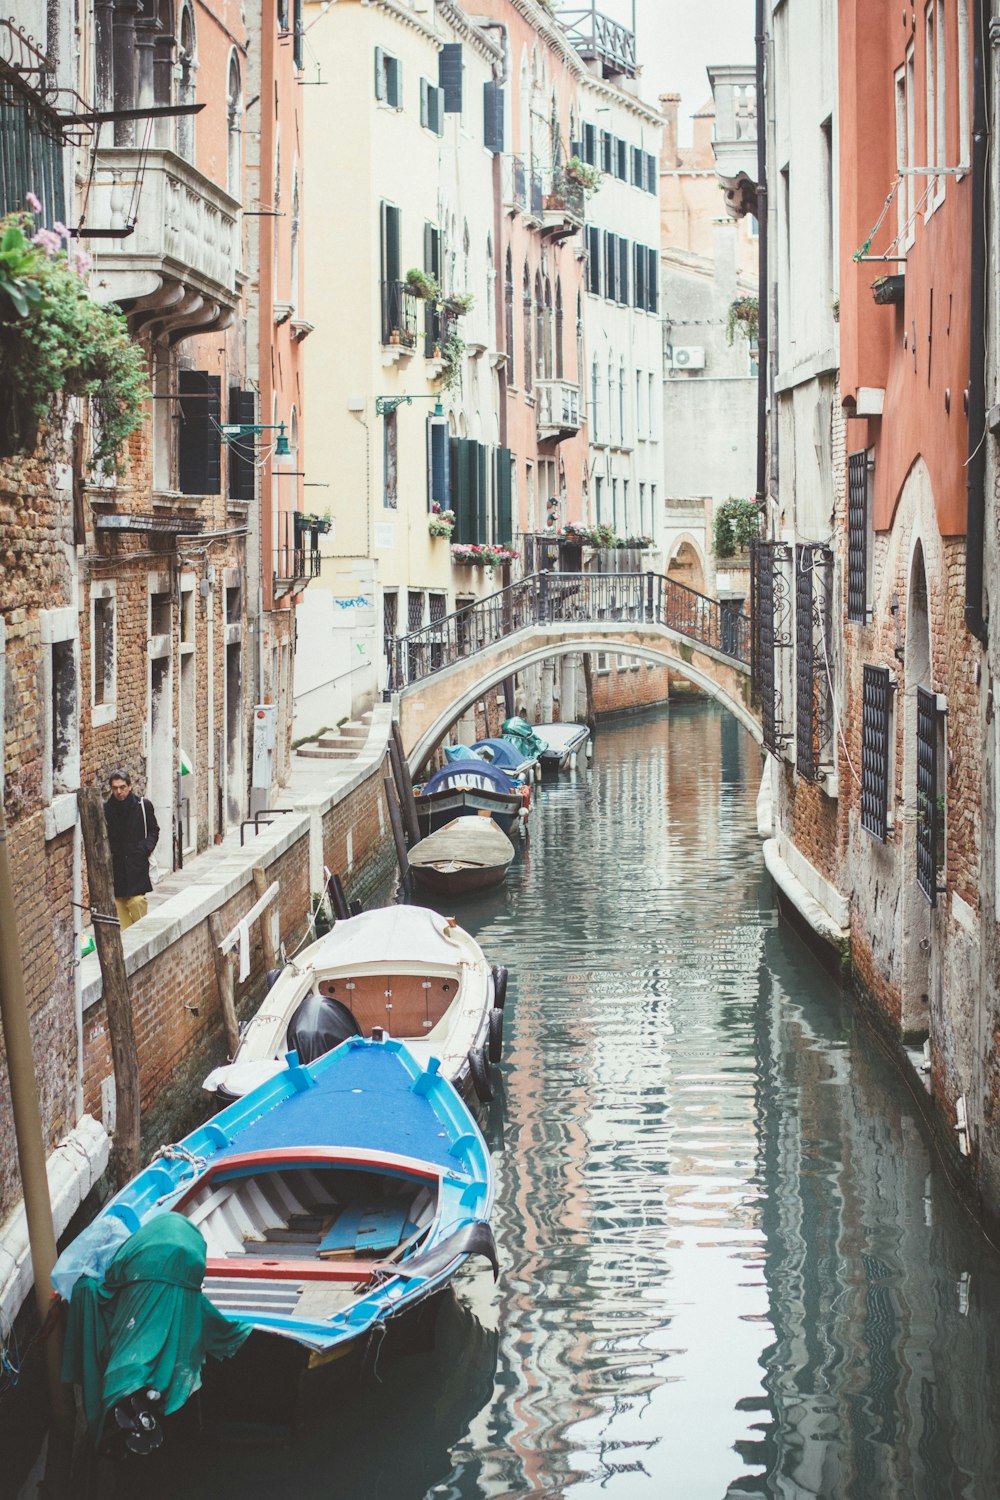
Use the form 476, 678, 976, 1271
794, 543, 834, 782
916, 685, 940, 904
847, 450, 869, 623
861, 665, 892, 841
383, 590, 398, 683
428, 592, 446, 672
0, 60, 65, 222
757, 541, 794, 755
407, 589, 425, 682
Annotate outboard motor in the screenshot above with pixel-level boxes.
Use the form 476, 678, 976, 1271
286, 991, 361, 1064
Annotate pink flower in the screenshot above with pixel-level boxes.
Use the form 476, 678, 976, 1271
53, 221, 70, 241
73, 249, 92, 272
24, 191, 42, 213
32, 228, 62, 254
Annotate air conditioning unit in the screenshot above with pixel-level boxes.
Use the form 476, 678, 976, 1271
667, 346, 706, 370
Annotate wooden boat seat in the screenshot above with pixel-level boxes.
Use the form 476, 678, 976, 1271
317, 1201, 409, 1260
316, 974, 456, 1036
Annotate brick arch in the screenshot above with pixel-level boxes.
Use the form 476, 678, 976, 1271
400, 626, 758, 773
666, 535, 707, 594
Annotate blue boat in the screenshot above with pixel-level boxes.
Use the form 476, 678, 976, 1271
56, 1036, 497, 1437
414, 758, 525, 836
471, 737, 540, 780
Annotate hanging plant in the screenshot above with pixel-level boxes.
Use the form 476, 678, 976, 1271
451, 543, 517, 567
437, 330, 466, 391
713, 496, 761, 558
726, 294, 759, 347
442, 291, 474, 316
0, 207, 148, 470
405, 267, 440, 301
429, 508, 455, 538
563, 156, 604, 194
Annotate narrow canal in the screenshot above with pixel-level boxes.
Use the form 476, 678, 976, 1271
143, 703, 1000, 1499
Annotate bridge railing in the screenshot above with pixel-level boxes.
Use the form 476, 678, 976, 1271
388, 571, 751, 691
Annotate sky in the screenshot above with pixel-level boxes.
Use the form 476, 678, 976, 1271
581, 0, 756, 143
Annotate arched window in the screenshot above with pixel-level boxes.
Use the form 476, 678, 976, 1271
522, 263, 533, 395
534, 271, 545, 383
555, 277, 564, 380
575, 290, 583, 386
543, 276, 553, 378
590, 357, 600, 441
290, 165, 300, 311
176, 5, 196, 161
504, 248, 515, 383
227, 52, 242, 197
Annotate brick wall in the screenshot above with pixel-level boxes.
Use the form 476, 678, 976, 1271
592, 657, 671, 716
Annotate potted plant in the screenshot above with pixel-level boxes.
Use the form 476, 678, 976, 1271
712, 497, 761, 558
429, 506, 455, 539
437, 330, 466, 391
563, 156, 604, 194
442, 291, 474, 316
0, 202, 148, 468
405, 267, 440, 301
451, 543, 517, 568
295, 511, 332, 535
726, 294, 759, 346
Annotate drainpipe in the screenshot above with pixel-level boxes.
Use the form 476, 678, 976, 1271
965, 0, 989, 643
474, 18, 509, 448
754, 0, 768, 509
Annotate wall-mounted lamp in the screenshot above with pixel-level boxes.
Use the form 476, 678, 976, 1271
220, 420, 292, 456
375, 395, 444, 418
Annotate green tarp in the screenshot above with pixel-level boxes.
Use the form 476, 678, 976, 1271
62, 1213, 251, 1444
501, 717, 548, 757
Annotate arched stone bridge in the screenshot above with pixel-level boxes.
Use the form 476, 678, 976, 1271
391, 572, 760, 771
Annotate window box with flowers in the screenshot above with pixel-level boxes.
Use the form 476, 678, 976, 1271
451, 543, 517, 568
428, 506, 455, 539
0, 201, 149, 468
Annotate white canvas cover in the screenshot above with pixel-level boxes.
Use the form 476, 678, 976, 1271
301, 904, 466, 971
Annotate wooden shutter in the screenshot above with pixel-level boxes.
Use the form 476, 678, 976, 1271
600, 130, 612, 172
646, 247, 658, 312
617, 237, 629, 305
450, 437, 472, 542
646, 151, 657, 193
428, 417, 450, 507
631, 145, 642, 185
583, 122, 596, 165
385, 55, 401, 109
633, 243, 645, 309
604, 231, 616, 300
381, 201, 400, 285
587, 225, 601, 295
475, 443, 488, 543
484, 81, 504, 154
228, 387, 256, 502
439, 43, 463, 112
615, 139, 627, 179
374, 46, 386, 102
178, 370, 221, 496
420, 76, 429, 129
495, 447, 513, 543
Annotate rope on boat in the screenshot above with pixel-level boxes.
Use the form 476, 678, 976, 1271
151, 1142, 209, 1200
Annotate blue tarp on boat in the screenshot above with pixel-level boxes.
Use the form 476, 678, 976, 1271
422, 760, 517, 796
471, 738, 532, 772
443, 743, 478, 763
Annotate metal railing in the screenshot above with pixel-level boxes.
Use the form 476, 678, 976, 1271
559, 3, 637, 78
380, 279, 420, 350
387, 570, 751, 691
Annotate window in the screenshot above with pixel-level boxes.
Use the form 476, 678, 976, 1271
639, 482, 646, 534
934, 0, 946, 202
594, 474, 603, 522
227, 53, 242, 195
607, 359, 615, 444
895, 65, 908, 244
794, 543, 834, 782
178, 370, 222, 496
534, 271, 546, 383
617, 237, 629, 306
905, 46, 915, 237
646, 247, 658, 313
636, 370, 644, 439
604, 231, 617, 301
91, 585, 116, 723
420, 78, 444, 136
648, 373, 656, 440
582, 122, 597, 165
40, 608, 79, 806
586, 225, 602, 295
228, 388, 256, 502
631, 145, 643, 186
611, 477, 618, 529
383, 409, 398, 508
379, 201, 402, 344
504, 248, 515, 381
427, 415, 449, 508
861, 666, 893, 842
618, 361, 626, 444
600, 130, 612, 172
847, 449, 871, 623
523, 263, 533, 394
645, 151, 658, 194
591, 358, 601, 442
820, 117, 833, 306
555, 278, 564, 379
374, 47, 402, 109
925, 4, 936, 205
634, 241, 646, 309
615, 138, 627, 180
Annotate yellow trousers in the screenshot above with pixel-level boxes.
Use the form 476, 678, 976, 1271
115, 894, 148, 930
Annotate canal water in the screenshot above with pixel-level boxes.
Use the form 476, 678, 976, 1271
138, 703, 1000, 1500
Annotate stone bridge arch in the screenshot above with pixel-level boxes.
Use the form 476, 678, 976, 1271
399, 622, 759, 772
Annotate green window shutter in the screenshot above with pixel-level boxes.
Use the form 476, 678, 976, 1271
600, 130, 612, 172
484, 81, 504, 154
633, 242, 645, 309
374, 46, 386, 102
617, 237, 629, 305
450, 437, 473, 542
381, 201, 400, 284
178, 370, 221, 496
428, 417, 450, 507
587, 225, 601, 295
646, 152, 658, 193
604, 231, 616, 300
583, 123, 596, 166
496, 447, 513, 543
228, 387, 256, 502
439, 43, 463, 112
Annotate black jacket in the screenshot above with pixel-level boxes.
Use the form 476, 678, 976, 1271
104, 792, 159, 898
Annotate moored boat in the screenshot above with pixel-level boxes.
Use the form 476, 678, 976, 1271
56, 1036, 498, 1443
532, 721, 591, 773
409, 815, 515, 897
202, 905, 507, 1106
471, 736, 540, 780
414, 758, 526, 837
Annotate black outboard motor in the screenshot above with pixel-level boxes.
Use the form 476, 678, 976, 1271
286, 991, 362, 1064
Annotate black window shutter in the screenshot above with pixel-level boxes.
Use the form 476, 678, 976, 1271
604, 231, 615, 300
583, 123, 596, 165
381, 201, 400, 284
647, 246, 658, 312
484, 81, 504, 154
617, 237, 629, 305
475, 443, 488, 543
228, 387, 256, 502
496, 447, 513, 543
179, 370, 221, 496
587, 225, 601, 294
600, 130, 612, 172
450, 437, 472, 542
633, 243, 645, 309
428, 418, 450, 508
615, 139, 627, 179
439, 43, 463, 112
646, 151, 658, 193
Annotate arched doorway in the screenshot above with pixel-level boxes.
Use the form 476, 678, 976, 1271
667, 539, 707, 595
900, 539, 933, 1041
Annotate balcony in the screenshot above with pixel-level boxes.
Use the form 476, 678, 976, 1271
502, 154, 527, 215
274, 512, 322, 600
559, 4, 637, 79
381, 279, 421, 362
539, 172, 585, 243
88, 148, 240, 339
707, 65, 758, 220
536, 379, 582, 440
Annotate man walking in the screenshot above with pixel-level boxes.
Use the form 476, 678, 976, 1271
104, 771, 160, 930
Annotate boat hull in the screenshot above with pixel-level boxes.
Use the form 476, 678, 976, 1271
415, 786, 522, 836
411, 859, 511, 897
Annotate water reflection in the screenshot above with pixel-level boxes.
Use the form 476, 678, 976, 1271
48, 704, 1000, 1499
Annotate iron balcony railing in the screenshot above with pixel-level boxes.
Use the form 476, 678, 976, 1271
503, 153, 527, 213
529, 170, 544, 217
274, 511, 321, 594
0, 25, 65, 223
386, 570, 750, 691
381, 279, 420, 350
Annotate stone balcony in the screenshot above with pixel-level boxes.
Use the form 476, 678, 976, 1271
536, 379, 582, 440
88, 148, 241, 339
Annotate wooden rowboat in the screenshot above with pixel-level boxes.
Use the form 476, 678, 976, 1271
409, 815, 515, 897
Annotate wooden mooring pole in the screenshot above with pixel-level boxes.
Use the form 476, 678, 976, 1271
389, 719, 421, 847
77, 787, 140, 1188
384, 778, 410, 887
207, 912, 240, 1058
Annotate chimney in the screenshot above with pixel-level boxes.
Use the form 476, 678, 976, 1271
659, 92, 681, 169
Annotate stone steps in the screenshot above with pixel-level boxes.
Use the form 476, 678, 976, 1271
296, 712, 373, 761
